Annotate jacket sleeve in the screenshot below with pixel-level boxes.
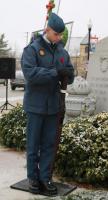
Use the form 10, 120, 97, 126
66, 53, 74, 84
21, 45, 58, 85
58, 51, 74, 85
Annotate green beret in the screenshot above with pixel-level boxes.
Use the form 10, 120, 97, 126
48, 13, 65, 33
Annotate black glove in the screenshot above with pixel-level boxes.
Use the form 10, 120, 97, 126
48, 66, 68, 77
57, 68, 69, 76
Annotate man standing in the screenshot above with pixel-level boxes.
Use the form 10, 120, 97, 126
21, 13, 74, 196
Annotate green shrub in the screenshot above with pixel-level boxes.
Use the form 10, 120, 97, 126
0, 104, 27, 150
55, 112, 108, 184
62, 27, 68, 47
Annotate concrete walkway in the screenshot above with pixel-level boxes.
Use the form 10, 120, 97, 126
0, 147, 108, 200
0, 147, 45, 200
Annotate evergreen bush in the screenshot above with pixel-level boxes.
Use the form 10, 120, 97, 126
55, 112, 108, 184
0, 104, 27, 150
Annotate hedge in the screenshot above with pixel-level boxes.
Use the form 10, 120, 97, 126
0, 104, 26, 150
55, 112, 108, 184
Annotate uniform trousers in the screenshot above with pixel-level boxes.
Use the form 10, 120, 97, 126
26, 112, 59, 182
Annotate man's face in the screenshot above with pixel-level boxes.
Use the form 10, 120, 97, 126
45, 27, 62, 43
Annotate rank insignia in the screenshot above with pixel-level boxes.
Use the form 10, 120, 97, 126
39, 48, 45, 56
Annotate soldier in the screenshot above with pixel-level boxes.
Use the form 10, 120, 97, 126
21, 12, 74, 196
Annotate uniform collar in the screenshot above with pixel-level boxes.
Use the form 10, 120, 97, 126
43, 34, 50, 44
43, 34, 55, 45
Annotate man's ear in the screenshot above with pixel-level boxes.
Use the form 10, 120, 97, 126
44, 28, 47, 34
45, 28, 48, 33
45, 26, 51, 33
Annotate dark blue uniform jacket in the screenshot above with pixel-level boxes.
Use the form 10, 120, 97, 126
21, 35, 74, 114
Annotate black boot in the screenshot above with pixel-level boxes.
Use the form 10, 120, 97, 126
29, 179, 40, 194
39, 180, 58, 196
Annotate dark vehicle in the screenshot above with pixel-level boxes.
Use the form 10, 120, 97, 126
10, 70, 25, 90
0, 79, 6, 85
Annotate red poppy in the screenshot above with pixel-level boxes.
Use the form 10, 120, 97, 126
60, 57, 64, 64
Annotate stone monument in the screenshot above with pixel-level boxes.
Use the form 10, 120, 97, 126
65, 76, 96, 119
87, 37, 108, 113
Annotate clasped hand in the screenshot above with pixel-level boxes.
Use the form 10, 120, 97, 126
48, 65, 68, 77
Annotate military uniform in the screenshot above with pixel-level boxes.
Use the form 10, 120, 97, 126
21, 12, 74, 196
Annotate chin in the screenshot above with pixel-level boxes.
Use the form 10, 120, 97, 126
54, 41, 58, 43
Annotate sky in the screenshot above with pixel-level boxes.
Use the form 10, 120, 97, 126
0, 0, 108, 52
